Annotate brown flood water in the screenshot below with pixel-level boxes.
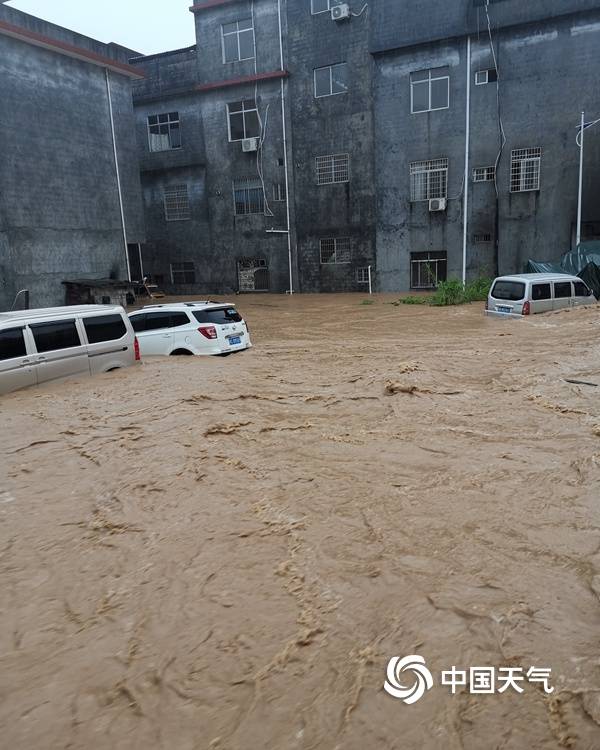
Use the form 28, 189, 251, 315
1, 293, 600, 749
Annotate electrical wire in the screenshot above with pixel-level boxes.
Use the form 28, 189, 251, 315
576, 116, 600, 147
485, 0, 506, 199
351, 3, 368, 17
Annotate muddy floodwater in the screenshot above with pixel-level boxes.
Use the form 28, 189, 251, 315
2, 294, 600, 749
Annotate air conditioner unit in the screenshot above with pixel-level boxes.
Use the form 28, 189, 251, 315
331, 3, 350, 21
429, 198, 447, 212
242, 137, 259, 153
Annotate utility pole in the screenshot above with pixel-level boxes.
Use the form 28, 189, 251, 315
576, 111, 585, 248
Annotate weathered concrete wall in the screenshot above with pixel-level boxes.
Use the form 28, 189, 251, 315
0, 7, 145, 310
373, 7, 600, 290
287, 1, 376, 292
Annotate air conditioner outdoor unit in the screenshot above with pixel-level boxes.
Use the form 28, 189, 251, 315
242, 137, 259, 153
331, 3, 350, 21
429, 198, 447, 212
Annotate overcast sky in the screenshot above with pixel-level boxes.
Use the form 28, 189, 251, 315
5, 0, 196, 54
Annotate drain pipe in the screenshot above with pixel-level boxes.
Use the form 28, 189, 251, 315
462, 35, 471, 286
105, 68, 131, 282
277, 0, 293, 294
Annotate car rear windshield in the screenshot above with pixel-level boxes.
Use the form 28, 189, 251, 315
491, 281, 526, 301
193, 308, 242, 325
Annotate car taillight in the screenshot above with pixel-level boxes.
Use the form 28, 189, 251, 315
198, 326, 217, 340
522, 301, 530, 316
134, 336, 141, 361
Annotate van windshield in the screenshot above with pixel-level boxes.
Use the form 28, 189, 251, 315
491, 281, 526, 301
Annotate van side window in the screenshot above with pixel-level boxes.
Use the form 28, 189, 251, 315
554, 282, 572, 299
0, 327, 27, 361
30, 320, 81, 353
531, 283, 551, 301
84, 315, 127, 344
574, 281, 590, 297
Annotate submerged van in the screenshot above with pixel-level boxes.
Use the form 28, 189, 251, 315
0, 305, 140, 395
486, 273, 596, 317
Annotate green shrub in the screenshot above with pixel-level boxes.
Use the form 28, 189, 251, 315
393, 278, 493, 308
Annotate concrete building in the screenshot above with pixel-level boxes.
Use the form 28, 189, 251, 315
2, 0, 600, 305
0, 4, 145, 310
372, 0, 600, 290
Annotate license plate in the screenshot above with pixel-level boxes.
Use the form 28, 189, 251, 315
228, 336, 241, 345
497, 306, 511, 313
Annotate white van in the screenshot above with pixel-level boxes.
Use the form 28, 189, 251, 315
0, 305, 139, 395
486, 273, 596, 317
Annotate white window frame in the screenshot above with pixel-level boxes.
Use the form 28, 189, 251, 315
314, 63, 348, 98
316, 153, 350, 185
410, 69, 450, 114
147, 112, 181, 153
473, 166, 496, 182
164, 184, 191, 222
227, 100, 260, 142
319, 237, 351, 265
475, 69, 497, 86
356, 267, 370, 284
510, 148, 541, 193
409, 158, 449, 202
311, 0, 343, 14
272, 183, 286, 202
221, 18, 255, 64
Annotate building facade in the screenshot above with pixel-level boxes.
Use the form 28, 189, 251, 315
1, 0, 600, 307
372, 0, 600, 290
0, 5, 145, 310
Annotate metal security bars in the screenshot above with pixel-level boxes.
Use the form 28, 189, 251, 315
164, 184, 191, 221
316, 154, 350, 185
170, 262, 196, 284
410, 158, 449, 201
320, 237, 351, 264
148, 112, 181, 152
410, 251, 447, 289
473, 166, 496, 182
221, 18, 255, 64
510, 148, 541, 192
233, 178, 265, 215
227, 100, 260, 142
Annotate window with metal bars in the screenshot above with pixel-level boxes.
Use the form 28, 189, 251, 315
410, 158, 448, 202
148, 112, 181, 152
227, 100, 260, 142
233, 178, 265, 215
410, 251, 447, 289
320, 238, 351, 264
316, 154, 349, 185
221, 18, 254, 63
473, 233, 492, 243
510, 148, 541, 192
170, 262, 196, 284
164, 184, 191, 221
473, 166, 496, 182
